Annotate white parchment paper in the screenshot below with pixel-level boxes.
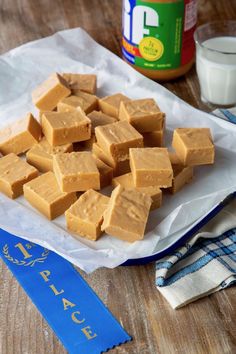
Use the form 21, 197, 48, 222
0, 28, 236, 273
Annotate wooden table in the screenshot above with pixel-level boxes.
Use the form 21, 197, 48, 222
1, 1, 236, 353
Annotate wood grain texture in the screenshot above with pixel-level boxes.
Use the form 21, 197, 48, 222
1, 0, 236, 353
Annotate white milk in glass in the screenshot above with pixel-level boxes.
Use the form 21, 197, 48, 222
196, 36, 236, 105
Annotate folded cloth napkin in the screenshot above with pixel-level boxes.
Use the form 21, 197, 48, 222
155, 199, 236, 309
156, 107, 236, 309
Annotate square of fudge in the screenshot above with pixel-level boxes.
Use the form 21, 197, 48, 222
53, 152, 100, 192
171, 164, 193, 194
65, 189, 109, 240
130, 147, 173, 188
93, 155, 113, 188
57, 92, 98, 114
92, 142, 130, 177
142, 130, 164, 147
101, 185, 152, 242
112, 172, 162, 210
32, 73, 71, 111
98, 93, 130, 118
24, 172, 76, 220
83, 111, 117, 148
0, 113, 42, 155
26, 137, 73, 172
92, 142, 115, 167
172, 128, 215, 166
42, 109, 91, 146
87, 111, 117, 133
119, 98, 165, 133
168, 152, 193, 194
62, 73, 97, 94
0, 153, 38, 199
95, 120, 143, 161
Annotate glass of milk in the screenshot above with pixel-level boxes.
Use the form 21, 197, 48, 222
194, 21, 236, 106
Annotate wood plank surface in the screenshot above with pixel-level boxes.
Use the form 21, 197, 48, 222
1, 1, 236, 353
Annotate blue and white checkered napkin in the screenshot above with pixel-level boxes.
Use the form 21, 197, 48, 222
155, 108, 236, 309
155, 201, 236, 309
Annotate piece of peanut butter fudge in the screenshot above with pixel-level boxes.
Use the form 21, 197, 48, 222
0, 153, 38, 199
168, 152, 193, 194
53, 152, 100, 192
26, 137, 73, 172
93, 155, 113, 188
130, 147, 173, 188
41, 109, 91, 146
172, 128, 215, 166
57, 92, 98, 114
112, 172, 162, 210
32, 73, 71, 111
95, 121, 143, 162
0, 113, 41, 155
24, 171, 76, 220
119, 98, 165, 133
102, 185, 152, 242
65, 189, 109, 240
62, 73, 97, 94
99, 93, 130, 118
92, 143, 130, 177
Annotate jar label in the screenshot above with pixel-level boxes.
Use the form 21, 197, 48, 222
122, 0, 197, 70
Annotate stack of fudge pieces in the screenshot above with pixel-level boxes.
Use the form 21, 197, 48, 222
0, 72, 215, 243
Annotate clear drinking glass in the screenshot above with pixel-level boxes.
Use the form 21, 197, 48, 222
194, 21, 236, 107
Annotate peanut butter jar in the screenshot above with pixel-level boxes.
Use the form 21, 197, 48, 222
122, 0, 197, 81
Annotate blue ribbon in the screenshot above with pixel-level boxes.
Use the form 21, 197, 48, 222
0, 229, 131, 353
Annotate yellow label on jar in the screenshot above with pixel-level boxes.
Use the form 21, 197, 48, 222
139, 37, 164, 62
